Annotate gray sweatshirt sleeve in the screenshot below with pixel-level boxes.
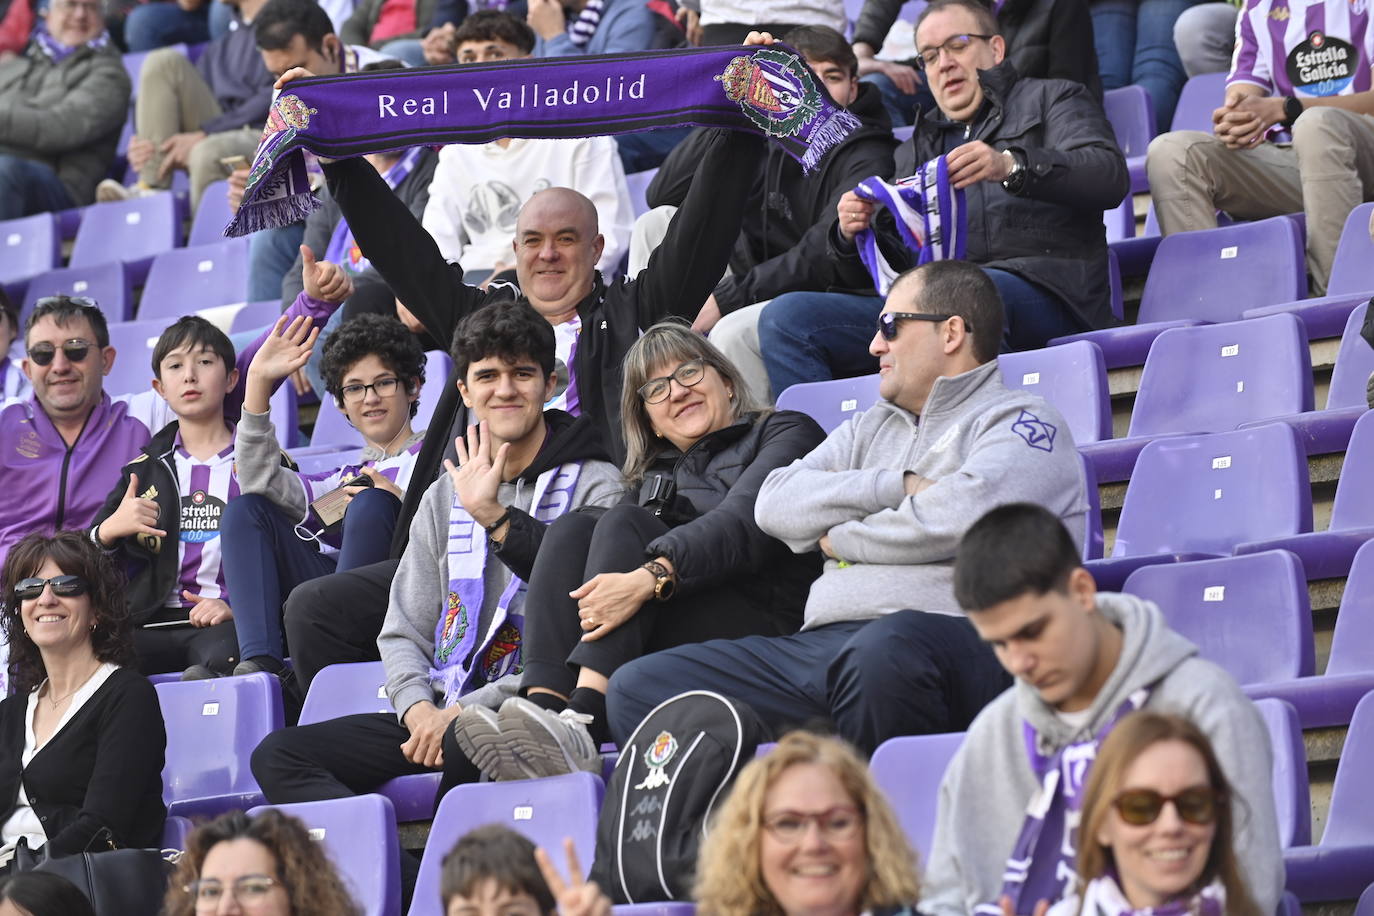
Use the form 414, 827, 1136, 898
826, 404, 1083, 565
233, 409, 309, 521
380, 476, 452, 722
920, 745, 978, 916
573, 461, 628, 511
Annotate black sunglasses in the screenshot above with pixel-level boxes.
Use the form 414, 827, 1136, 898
27, 339, 95, 367
14, 575, 89, 601
877, 312, 963, 340
1112, 786, 1219, 827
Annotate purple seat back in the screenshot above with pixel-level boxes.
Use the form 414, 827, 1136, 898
775, 373, 883, 434
1104, 197, 1135, 244
1253, 698, 1313, 848
105, 318, 170, 397
1329, 541, 1374, 677
189, 179, 235, 247
408, 772, 605, 916
1326, 203, 1374, 297
1128, 314, 1314, 438
1081, 452, 1104, 560
414, 349, 452, 435
298, 661, 392, 725
1322, 690, 1374, 846
1138, 218, 1307, 325
230, 300, 284, 335
138, 238, 250, 320
625, 168, 657, 220
868, 732, 965, 859
70, 193, 183, 274
998, 340, 1112, 444
1172, 72, 1228, 132
161, 815, 194, 851
1113, 424, 1312, 558
270, 381, 300, 448
249, 795, 401, 916
310, 394, 367, 450
612, 906, 697, 915
0, 212, 60, 291
154, 673, 284, 817
1103, 85, 1155, 158
1328, 302, 1374, 410
1357, 883, 1374, 916
21, 261, 133, 325
1122, 551, 1315, 686
1331, 410, 1374, 531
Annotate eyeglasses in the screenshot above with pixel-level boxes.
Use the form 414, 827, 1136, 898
638, 358, 707, 405
763, 805, 864, 844
185, 876, 282, 910
340, 376, 402, 403
915, 33, 994, 70
877, 312, 962, 340
27, 338, 95, 367
14, 575, 89, 601
1112, 787, 1219, 827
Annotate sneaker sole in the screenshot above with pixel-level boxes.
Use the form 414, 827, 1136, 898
499, 699, 600, 779
451, 707, 533, 781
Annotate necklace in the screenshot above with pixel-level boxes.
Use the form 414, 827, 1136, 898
43, 664, 100, 710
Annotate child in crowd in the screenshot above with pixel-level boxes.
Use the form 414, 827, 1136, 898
440, 825, 610, 916
0, 291, 28, 406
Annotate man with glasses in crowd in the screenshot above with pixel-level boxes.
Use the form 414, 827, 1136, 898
607, 259, 1087, 755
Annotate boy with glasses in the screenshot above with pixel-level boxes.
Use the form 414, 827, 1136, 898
921, 502, 1282, 916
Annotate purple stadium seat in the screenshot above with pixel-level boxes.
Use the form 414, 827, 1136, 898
408, 772, 605, 916
270, 380, 301, 448
869, 732, 964, 860
1079, 314, 1313, 482
1253, 698, 1313, 849
1242, 301, 1374, 456
414, 349, 452, 434
893, 124, 916, 143
998, 340, 1112, 444
20, 261, 133, 325
1103, 85, 1154, 193
1358, 884, 1374, 916
230, 300, 284, 334
155, 672, 284, 818
1081, 452, 1104, 561
69, 193, 183, 287
1172, 72, 1228, 132
138, 238, 250, 320
1051, 217, 1307, 369
298, 662, 442, 822
105, 318, 169, 397
1235, 408, 1374, 580
189, 179, 235, 247
1084, 423, 1312, 590
1245, 539, 1374, 728
287, 446, 363, 475
248, 795, 401, 916
0, 212, 60, 302
1283, 689, 1374, 902
1278, 891, 1303, 916
1121, 551, 1315, 689
613, 907, 697, 915
625, 168, 657, 220
311, 389, 368, 450
161, 815, 194, 851
1111, 202, 1162, 277
774, 373, 883, 434
1104, 196, 1135, 244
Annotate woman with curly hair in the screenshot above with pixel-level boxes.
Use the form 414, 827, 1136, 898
0, 531, 166, 868
164, 809, 362, 916
696, 731, 921, 916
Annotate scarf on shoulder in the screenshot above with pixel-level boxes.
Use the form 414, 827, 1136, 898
226, 43, 861, 236
853, 155, 966, 296
430, 463, 583, 704
1074, 874, 1226, 916
32, 21, 110, 63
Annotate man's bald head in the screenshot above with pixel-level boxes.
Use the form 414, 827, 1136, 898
513, 188, 605, 318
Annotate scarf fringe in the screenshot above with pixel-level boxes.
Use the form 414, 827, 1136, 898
801, 109, 862, 173
224, 191, 321, 238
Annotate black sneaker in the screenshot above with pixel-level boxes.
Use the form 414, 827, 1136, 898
181, 665, 218, 681
233, 656, 288, 677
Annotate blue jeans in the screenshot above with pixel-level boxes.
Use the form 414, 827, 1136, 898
0, 155, 74, 219
984, 268, 1088, 352
1090, 0, 1198, 132
123, 1, 209, 51
379, 38, 428, 67
248, 222, 307, 303
207, 0, 234, 40
616, 127, 693, 173
220, 489, 400, 661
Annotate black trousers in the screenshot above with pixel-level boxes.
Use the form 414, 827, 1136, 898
282, 558, 399, 691
520, 504, 783, 696
134, 620, 239, 675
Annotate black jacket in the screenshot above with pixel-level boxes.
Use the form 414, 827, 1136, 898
835, 61, 1127, 332
635, 410, 826, 632
323, 128, 765, 557
646, 84, 898, 315
852, 0, 1101, 99
0, 668, 166, 855
89, 421, 296, 627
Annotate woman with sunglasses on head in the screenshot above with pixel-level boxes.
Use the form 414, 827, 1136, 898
696, 730, 922, 916
0, 531, 166, 870
163, 809, 361, 916
1039, 711, 1261, 916
451, 320, 826, 781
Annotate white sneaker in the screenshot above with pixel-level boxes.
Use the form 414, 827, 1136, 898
95, 179, 154, 203
450, 704, 537, 781
498, 696, 602, 778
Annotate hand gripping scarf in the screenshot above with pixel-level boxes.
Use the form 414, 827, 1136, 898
1071, 875, 1226, 916
226, 43, 862, 236
852, 155, 966, 296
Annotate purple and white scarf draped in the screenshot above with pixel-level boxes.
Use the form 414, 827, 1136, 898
226, 43, 862, 236
1072, 874, 1226, 916
430, 462, 583, 704
977, 686, 1154, 916
853, 155, 966, 296
323, 146, 425, 273
31, 21, 110, 63
567, 0, 605, 47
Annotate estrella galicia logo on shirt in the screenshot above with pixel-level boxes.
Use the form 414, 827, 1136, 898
1011, 409, 1057, 452
180, 490, 226, 543
1286, 31, 1357, 96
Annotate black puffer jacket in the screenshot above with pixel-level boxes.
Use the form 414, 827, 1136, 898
635, 410, 826, 634
835, 61, 1127, 333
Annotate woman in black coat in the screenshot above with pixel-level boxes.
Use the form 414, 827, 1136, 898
0, 532, 166, 867
451, 321, 825, 780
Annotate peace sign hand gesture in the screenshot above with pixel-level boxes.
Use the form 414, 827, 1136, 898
534, 839, 612, 916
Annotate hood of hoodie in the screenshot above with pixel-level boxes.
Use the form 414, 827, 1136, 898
517, 410, 612, 482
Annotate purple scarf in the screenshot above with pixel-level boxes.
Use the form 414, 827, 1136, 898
226, 44, 862, 236
1070, 875, 1226, 916
853, 156, 966, 295
31, 21, 110, 63
323, 146, 425, 273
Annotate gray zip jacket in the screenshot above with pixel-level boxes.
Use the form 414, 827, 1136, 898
755, 361, 1087, 628
920, 592, 1285, 916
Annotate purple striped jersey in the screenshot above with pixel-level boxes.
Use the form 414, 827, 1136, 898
167, 440, 240, 607
1230, 0, 1374, 98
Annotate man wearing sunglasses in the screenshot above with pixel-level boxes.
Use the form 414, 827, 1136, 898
920, 503, 1282, 916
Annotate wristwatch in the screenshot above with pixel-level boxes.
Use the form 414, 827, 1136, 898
1001, 148, 1027, 194
1281, 96, 1304, 129
642, 560, 677, 601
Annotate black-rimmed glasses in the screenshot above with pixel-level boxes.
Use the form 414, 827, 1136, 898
915, 33, 995, 70
638, 358, 707, 404
340, 377, 402, 404
27, 339, 95, 366
14, 575, 89, 601
877, 312, 962, 340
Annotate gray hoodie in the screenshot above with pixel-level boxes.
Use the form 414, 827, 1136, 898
755, 361, 1087, 628
920, 592, 1284, 916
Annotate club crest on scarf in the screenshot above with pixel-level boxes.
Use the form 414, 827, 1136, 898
635, 730, 679, 790
434, 591, 469, 665
716, 48, 822, 138
479, 621, 523, 681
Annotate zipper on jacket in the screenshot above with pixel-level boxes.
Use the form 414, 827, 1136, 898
53, 409, 96, 529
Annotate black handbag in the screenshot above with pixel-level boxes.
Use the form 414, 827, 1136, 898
13, 835, 174, 916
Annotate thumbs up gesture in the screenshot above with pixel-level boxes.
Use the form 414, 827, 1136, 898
98, 473, 166, 547
301, 244, 354, 304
